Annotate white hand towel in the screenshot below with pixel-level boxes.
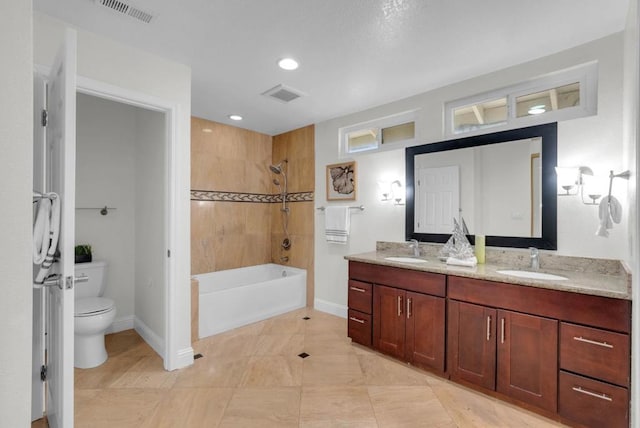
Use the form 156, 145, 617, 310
596, 196, 622, 237
33, 193, 61, 284
446, 256, 478, 267
325, 206, 350, 244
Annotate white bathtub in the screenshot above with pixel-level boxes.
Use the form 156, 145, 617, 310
195, 263, 307, 338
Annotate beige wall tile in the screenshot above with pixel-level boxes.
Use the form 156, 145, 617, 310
191, 118, 315, 309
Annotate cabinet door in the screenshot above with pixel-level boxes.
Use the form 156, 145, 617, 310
448, 301, 496, 390
497, 310, 558, 412
373, 285, 405, 359
405, 292, 445, 372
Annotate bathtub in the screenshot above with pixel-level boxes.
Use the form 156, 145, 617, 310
195, 263, 307, 338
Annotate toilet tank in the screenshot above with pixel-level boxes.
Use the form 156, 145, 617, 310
74, 260, 107, 299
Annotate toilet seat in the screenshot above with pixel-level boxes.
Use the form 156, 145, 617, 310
75, 297, 115, 317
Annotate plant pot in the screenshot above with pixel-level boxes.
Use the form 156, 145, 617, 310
75, 254, 92, 264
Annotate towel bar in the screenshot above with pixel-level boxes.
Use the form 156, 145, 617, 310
316, 205, 364, 211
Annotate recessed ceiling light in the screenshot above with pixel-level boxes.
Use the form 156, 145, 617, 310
528, 105, 546, 115
202, 128, 213, 133
278, 58, 299, 71
228, 114, 243, 121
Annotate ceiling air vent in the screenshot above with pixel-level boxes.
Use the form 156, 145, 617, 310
262, 84, 305, 103
95, 0, 154, 24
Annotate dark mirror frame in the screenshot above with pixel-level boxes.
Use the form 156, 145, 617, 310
405, 122, 557, 250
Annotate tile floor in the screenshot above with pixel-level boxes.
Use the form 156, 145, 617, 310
35, 308, 568, 427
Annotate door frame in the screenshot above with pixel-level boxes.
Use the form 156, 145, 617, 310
34, 64, 184, 371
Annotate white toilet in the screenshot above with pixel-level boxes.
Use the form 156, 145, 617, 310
74, 261, 116, 369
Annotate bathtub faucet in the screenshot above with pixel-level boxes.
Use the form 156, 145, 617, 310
280, 256, 289, 263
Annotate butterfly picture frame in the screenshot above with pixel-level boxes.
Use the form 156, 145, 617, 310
326, 161, 356, 201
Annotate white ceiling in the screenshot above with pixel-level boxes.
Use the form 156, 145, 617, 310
33, 0, 630, 136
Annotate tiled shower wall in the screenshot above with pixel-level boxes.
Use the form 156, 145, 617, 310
191, 117, 315, 306
272, 125, 315, 306
191, 117, 273, 273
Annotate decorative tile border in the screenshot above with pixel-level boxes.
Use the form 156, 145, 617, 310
191, 190, 314, 203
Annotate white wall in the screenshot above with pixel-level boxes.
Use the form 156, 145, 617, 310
34, 12, 192, 370
76, 94, 137, 326
0, 2, 33, 427
314, 33, 628, 313
134, 107, 167, 344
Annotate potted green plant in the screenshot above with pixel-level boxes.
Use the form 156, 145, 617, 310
75, 244, 92, 264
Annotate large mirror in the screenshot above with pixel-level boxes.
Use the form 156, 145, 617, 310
405, 123, 557, 249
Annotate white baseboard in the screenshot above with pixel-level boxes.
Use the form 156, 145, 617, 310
106, 315, 134, 334
134, 317, 165, 359
173, 347, 194, 370
314, 298, 347, 318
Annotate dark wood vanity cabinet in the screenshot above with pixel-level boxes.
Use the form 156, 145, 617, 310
558, 322, 631, 428
448, 300, 558, 412
347, 260, 632, 427
373, 285, 445, 371
447, 301, 497, 390
349, 261, 446, 373
347, 280, 373, 347
448, 275, 631, 426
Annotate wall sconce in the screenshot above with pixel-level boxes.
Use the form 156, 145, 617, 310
379, 179, 404, 205
556, 166, 630, 206
581, 173, 605, 205
555, 166, 593, 196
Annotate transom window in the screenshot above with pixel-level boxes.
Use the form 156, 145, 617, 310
340, 110, 417, 156
446, 62, 597, 137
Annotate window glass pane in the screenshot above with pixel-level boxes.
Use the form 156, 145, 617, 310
347, 128, 379, 153
453, 98, 507, 134
516, 82, 580, 117
382, 122, 415, 144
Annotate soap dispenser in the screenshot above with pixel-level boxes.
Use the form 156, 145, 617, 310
474, 235, 485, 264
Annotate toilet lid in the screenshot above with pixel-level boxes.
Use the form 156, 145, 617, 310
75, 297, 115, 317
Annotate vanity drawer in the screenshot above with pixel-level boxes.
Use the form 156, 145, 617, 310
348, 309, 372, 347
559, 371, 628, 428
348, 280, 373, 314
560, 322, 630, 387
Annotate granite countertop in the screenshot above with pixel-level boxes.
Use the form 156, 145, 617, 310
345, 242, 632, 300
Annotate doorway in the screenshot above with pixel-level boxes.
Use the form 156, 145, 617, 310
75, 92, 167, 351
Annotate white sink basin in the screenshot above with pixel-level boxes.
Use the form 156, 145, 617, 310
496, 270, 568, 281
384, 257, 427, 264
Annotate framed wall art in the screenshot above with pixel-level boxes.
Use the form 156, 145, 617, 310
326, 161, 356, 201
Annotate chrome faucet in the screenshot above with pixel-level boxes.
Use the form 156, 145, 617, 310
529, 247, 540, 270
409, 239, 420, 257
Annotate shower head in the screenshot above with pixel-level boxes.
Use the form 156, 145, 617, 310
269, 164, 282, 174
269, 159, 287, 175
